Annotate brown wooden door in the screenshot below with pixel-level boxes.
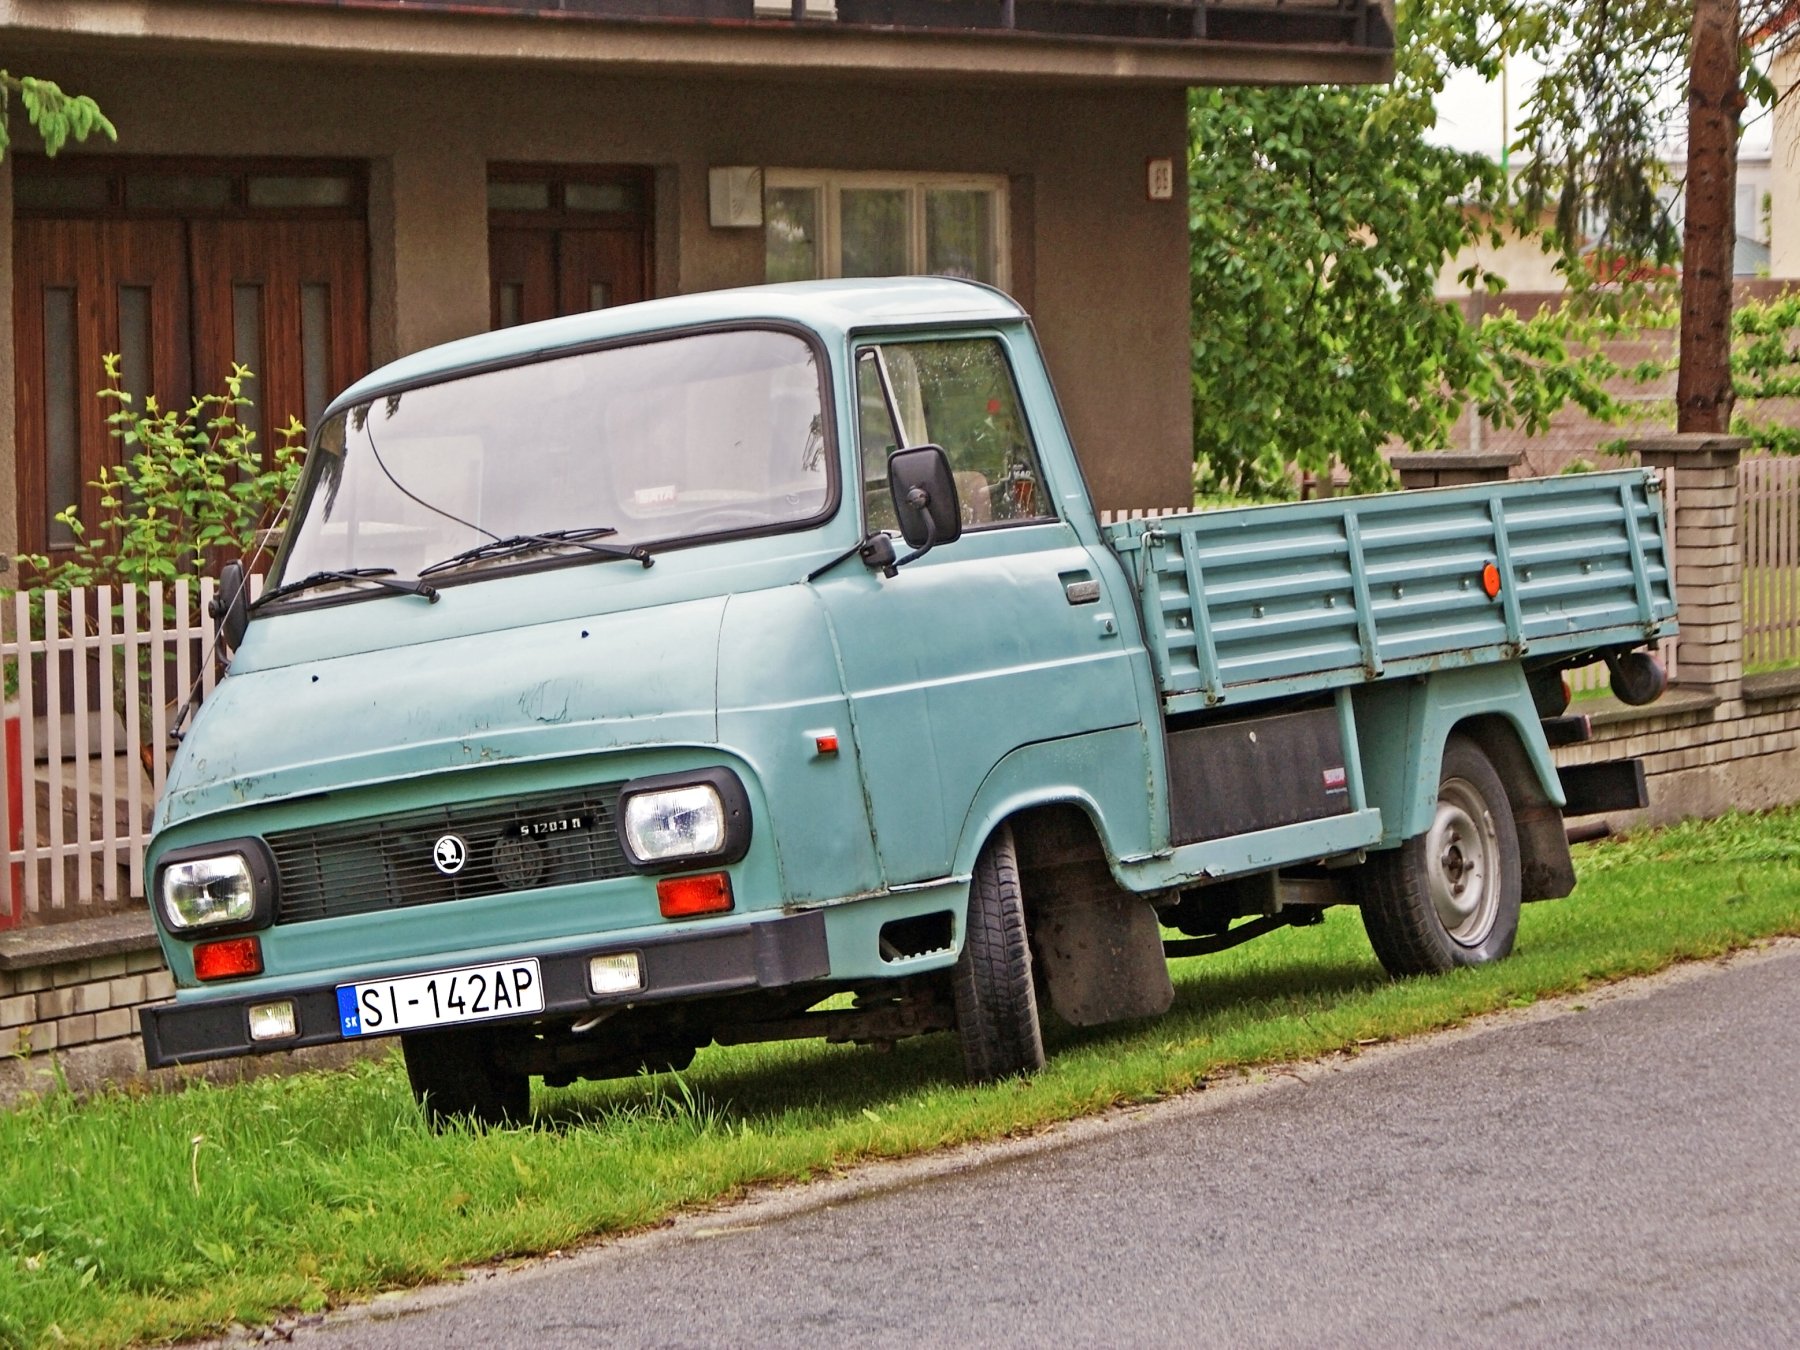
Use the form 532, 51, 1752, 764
188, 219, 369, 461
490, 227, 646, 328
490, 229, 559, 329
11, 220, 191, 557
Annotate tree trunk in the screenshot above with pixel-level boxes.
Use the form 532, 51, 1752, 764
1677, 0, 1745, 433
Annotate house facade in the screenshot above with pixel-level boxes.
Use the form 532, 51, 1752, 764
1, 0, 1393, 561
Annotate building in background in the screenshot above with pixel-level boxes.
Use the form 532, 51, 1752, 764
0, 0, 1394, 558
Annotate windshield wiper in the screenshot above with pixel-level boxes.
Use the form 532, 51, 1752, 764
418, 526, 653, 578
252, 567, 440, 610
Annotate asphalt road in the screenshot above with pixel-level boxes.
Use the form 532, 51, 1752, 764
282, 946, 1800, 1349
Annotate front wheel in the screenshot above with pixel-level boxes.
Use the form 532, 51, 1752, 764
1355, 735, 1521, 978
952, 824, 1046, 1082
402, 1026, 531, 1130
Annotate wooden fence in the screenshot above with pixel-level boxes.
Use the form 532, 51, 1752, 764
1742, 454, 1800, 669
0, 578, 250, 926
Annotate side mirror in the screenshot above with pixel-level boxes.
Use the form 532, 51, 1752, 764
210, 560, 251, 653
888, 445, 963, 557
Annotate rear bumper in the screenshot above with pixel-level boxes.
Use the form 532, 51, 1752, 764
140, 910, 830, 1069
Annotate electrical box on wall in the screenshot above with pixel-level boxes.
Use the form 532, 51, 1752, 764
1146, 158, 1175, 202
709, 167, 764, 228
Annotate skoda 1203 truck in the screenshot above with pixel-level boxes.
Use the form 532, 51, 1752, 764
140, 279, 1675, 1125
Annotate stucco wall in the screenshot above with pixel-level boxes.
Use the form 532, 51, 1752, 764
1, 54, 1193, 514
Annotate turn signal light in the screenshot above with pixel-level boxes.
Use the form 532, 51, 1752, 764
656, 872, 734, 918
193, 936, 263, 981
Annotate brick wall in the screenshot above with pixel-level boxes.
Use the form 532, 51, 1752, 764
0, 914, 369, 1103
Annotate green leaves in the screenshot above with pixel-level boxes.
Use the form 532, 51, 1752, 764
18, 354, 305, 591
0, 70, 116, 161
1190, 81, 1616, 495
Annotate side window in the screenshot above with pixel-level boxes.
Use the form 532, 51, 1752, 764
854, 337, 1052, 532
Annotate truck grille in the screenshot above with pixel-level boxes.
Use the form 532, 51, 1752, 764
265, 783, 632, 924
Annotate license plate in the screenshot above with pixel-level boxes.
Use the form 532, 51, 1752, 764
335, 958, 544, 1038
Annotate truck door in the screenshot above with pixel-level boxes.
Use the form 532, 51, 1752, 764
810, 333, 1143, 885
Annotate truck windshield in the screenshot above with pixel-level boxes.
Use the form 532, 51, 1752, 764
274, 327, 831, 590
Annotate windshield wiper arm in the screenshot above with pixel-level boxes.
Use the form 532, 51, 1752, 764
418, 526, 653, 578
252, 567, 440, 610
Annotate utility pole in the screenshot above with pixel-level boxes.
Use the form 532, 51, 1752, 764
1677, 0, 1746, 433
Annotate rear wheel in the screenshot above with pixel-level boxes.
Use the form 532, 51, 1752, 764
1356, 735, 1521, 977
402, 1026, 530, 1130
952, 824, 1045, 1082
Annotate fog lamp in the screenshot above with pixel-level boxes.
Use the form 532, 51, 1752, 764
588, 952, 644, 995
248, 1000, 298, 1041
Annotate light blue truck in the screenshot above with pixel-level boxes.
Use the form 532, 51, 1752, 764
140, 278, 1676, 1125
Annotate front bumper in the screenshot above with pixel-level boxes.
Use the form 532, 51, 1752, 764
140, 910, 829, 1068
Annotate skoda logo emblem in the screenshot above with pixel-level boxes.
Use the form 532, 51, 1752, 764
433, 833, 469, 876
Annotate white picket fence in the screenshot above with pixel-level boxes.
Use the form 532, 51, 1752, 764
0, 578, 253, 925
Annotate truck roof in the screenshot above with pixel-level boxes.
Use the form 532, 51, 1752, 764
325, 277, 1029, 418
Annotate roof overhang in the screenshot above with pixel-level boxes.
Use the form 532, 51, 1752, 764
0, 0, 1394, 88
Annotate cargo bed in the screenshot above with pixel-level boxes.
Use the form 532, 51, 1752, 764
1104, 469, 1676, 713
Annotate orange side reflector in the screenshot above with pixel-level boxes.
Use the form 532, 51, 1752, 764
657, 872, 734, 918
193, 936, 263, 981
815, 734, 840, 756
1481, 562, 1503, 599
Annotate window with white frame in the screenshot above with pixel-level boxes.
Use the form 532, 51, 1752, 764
764, 172, 1009, 289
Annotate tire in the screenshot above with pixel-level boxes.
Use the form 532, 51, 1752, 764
402, 1026, 531, 1130
951, 824, 1046, 1082
1355, 735, 1521, 978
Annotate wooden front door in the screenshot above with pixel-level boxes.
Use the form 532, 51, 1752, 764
488, 167, 652, 329
10, 158, 370, 559
11, 219, 192, 557
189, 218, 369, 459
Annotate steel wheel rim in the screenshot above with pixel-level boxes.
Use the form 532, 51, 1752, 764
1427, 777, 1500, 947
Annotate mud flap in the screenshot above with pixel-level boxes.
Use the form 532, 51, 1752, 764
1032, 892, 1174, 1027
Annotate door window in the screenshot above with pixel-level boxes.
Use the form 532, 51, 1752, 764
856, 337, 1051, 533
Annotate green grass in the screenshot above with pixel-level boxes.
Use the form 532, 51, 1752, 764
7, 808, 1800, 1348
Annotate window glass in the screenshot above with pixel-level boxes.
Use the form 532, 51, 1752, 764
42, 289, 79, 547
766, 187, 822, 283
124, 175, 232, 211
565, 181, 639, 213
278, 329, 832, 587
840, 189, 908, 277
487, 181, 552, 212
856, 338, 1048, 530
14, 174, 109, 211
763, 176, 1006, 287
246, 176, 354, 209
925, 189, 996, 283
856, 351, 901, 534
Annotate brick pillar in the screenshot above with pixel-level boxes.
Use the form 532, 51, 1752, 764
1388, 451, 1520, 489
1630, 434, 1747, 699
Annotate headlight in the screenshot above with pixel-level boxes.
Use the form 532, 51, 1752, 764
616, 769, 752, 871
155, 839, 276, 932
624, 786, 725, 861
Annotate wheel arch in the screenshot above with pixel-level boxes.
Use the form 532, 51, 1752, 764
949, 725, 1156, 887
1354, 664, 1566, 866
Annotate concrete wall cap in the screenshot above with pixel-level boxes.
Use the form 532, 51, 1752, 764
1388, 451, 1521, 470
1625, 434, 1753, 455
0, 912, 159, 971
